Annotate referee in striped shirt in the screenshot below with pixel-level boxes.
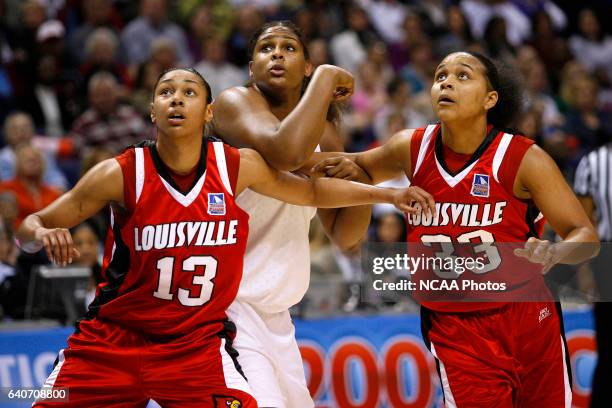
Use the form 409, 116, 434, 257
574, 143, 612, 408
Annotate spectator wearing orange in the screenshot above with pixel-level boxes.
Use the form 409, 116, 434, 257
0, 144, 61, 228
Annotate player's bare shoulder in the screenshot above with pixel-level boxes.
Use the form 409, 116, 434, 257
214, 86, 268, 115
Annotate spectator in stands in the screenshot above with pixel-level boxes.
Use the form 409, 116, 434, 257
330, 6, 376, 74
226, 5, 264, 68
148, 36, 178, 73
528, 10, 572, 88
0, 192, 18, 233
119, 0, 191, 67
307, 38, 331, 69
398, 39, 436, 97
356, 0, 407, 44
79, 28, 131, 89
129, 60, 162, 122
70, 72, 148, 153
70, 0, 122, 63
71, 222, 103, 309
0, 111, 67, 190
460, 0, 531, 46
0, 218, 17, 319
186, 5, 212, 62
481, 16, 516, 64
569, 8, 612, 85
374, 77, 427, 142
436, 5, 475, 58
194, 36, 246, 98
0, 144, 61, 228
562, 77, 612, 170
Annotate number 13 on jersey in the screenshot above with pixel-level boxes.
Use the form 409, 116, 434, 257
153, 256, 218, 306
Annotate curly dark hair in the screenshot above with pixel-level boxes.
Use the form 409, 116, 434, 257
247, 20, 342, 125
465, 51, 524, 129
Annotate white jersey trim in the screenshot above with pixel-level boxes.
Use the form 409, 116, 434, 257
492, 133, 514, 183
213, 142, 233, 196
220, 338, 253, 396
430, 342, 457, 408
561, 335, 572, 408
413, 124, 437, 177
135, 147, 145, 204
435, 156, 478, 188
41, 349, 65, 389
158, 171, 207, 208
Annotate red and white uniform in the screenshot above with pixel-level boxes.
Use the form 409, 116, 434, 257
408, 125, 571, 407
36, 140, 256, 407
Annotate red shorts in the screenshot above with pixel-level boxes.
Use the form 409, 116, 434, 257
34, 318, 257, 408
421, 302, 571, 408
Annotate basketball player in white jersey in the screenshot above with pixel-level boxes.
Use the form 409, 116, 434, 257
211, 21, 371, 407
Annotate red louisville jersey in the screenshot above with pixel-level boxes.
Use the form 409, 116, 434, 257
85, 139, 249, 338
407, 124, 546, 312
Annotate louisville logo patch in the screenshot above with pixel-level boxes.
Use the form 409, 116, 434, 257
212, 395, 242, 408
208, 193, 226, 215
471, 174, 490, 197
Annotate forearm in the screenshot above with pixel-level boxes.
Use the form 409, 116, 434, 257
311, 177, 394, 208
270, 69, 337, 169
320, 206, 372, 251
555, 226, 600, 265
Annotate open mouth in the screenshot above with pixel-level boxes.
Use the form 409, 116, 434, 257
438, 96, 455, 105
269, 65, 285, 76
168, 113, 185, 124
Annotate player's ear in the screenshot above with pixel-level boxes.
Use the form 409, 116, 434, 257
204, 102, 213, 123
150, 102, 156, 124
305, 61, 313, 78
248, 61, 253, 78
484, 90, 498, 111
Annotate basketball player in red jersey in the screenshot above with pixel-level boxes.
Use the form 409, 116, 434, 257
16, 68, 433, 407
314, 52, 599, 407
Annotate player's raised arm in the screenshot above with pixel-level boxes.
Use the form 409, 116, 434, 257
212, 64, 352, 171
310, 129, 415, 184
16, 158, 123, 265
236, 148, 434, 214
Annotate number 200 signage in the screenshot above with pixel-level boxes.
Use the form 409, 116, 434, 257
299, 336, 438, 408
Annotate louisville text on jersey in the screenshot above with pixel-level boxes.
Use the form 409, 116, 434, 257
407, 202, 507, 227
134, 220, 239, 251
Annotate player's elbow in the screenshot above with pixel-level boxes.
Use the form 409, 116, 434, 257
265, 149, 309, 172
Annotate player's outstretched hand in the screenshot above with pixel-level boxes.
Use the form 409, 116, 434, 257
311, 156, 371, 183
35, 227, 80, 266
513, 237, 560, 274
392, 186, 436, 216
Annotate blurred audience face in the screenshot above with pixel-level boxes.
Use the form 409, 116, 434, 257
190, 6, 211, 39
390, 81, 411, 107
368, 41, 388, 67
84, 0, 112, 26
141, 0, 166, 25
308, 39, 329, 68
37, 55, 59, 85
0, 218, 13, 263
347, 7, 368, 31
89, 76, 119, 115
573, 78, 598, 112
377, 213, 405, 243
4, 113, 34, 148
203, 37, 226, 65
21, 0, 46, 30
447, 6, 466, 36
236, 6, 263, 36
150, 38, 177, 70
518, 109, 541, 140
86, 29, 118, 65
357, 61, 380, 90
73, 224, 100, 267
0, 193, 18, 234
526, 62, 549, 93
578, 9, 600, 39
15, 144, 45, 181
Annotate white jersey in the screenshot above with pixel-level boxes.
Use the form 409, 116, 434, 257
236, 188, 316, 313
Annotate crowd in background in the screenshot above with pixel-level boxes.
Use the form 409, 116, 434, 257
0, 0, 611, 321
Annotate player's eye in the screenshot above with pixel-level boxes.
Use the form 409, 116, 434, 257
160, 88, 172, 95
185, 89, 196, 96
286, 44, 296, 51
260, 44, 273, 52
436, 72, 446, 81
458, 72, 469, 80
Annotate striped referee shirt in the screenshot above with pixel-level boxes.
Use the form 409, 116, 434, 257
574, 144, 612, 241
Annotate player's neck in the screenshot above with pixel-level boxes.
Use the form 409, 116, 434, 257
255, 83, 302, 120
440, 118, 488, 155
156, 135, 202, 175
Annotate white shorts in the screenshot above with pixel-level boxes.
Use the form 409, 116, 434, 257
226, 299, 314, 408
